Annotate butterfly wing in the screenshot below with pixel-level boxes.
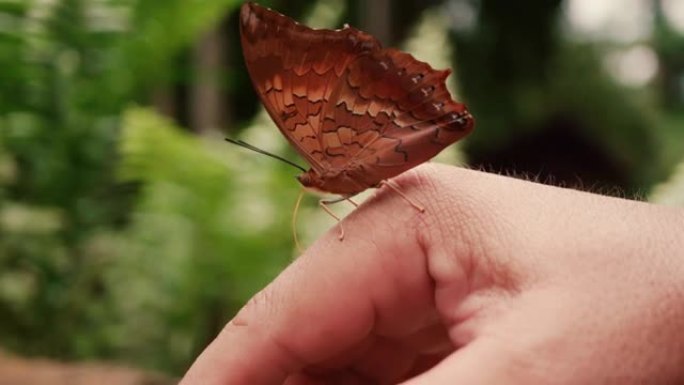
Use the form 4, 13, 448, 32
239, 2, 381, 174
321, 48, 474, 187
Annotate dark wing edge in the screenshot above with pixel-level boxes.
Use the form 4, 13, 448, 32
317, 46, 474, 185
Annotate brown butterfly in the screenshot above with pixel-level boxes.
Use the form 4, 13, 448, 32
239, 2, 474, 203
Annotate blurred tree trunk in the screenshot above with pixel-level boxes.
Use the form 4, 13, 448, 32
151, 87, 176, 118
354, 0, 435, 47
452, 0, 564, 152
453, 0, 659, 193
190, 24, 229, 133
358, 0, 392, 45
653, 0, 684, 111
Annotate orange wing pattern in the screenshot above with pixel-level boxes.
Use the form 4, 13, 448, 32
240, 2, 380, 174
319, 48, 473, 188
240, 2, 474, 195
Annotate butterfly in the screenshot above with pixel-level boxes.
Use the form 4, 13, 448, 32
239, 2, 474, 201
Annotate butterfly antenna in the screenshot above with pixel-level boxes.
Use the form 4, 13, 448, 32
292, 188, 305, 253
225, 138, 307, 172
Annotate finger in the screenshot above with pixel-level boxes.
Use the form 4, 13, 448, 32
400, 338, 545, 385
180, 167, 452, 385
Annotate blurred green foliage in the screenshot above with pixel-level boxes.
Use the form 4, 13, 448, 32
110, 108, 292, 370
453, 0, 681, 192
0, 0, 683, 377
0, 0, 292, 374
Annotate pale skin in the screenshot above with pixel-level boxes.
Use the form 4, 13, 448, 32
180, 163, 684, 384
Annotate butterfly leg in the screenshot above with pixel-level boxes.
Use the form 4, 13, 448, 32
320, 195, 359, 207
292, 189, 306, 253
319, 199, 345, 240
379, 180, 426, 213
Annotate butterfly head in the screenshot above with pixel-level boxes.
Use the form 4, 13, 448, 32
296, 169, 323, 191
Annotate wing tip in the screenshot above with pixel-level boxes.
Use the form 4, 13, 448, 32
240, 2, 255, 28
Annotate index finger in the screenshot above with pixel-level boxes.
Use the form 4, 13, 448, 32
180, 166, 456, 385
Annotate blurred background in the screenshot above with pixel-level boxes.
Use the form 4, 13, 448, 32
0, 0, 683, 382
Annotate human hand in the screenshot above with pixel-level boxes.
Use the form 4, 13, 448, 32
180, 164, 684, 385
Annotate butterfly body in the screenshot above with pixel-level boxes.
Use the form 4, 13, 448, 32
297, 168, 365, 196
240, 2, 474, 196
297, 160, 381, 196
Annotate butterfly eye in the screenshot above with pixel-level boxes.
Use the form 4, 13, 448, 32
297, 172, 313, 187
